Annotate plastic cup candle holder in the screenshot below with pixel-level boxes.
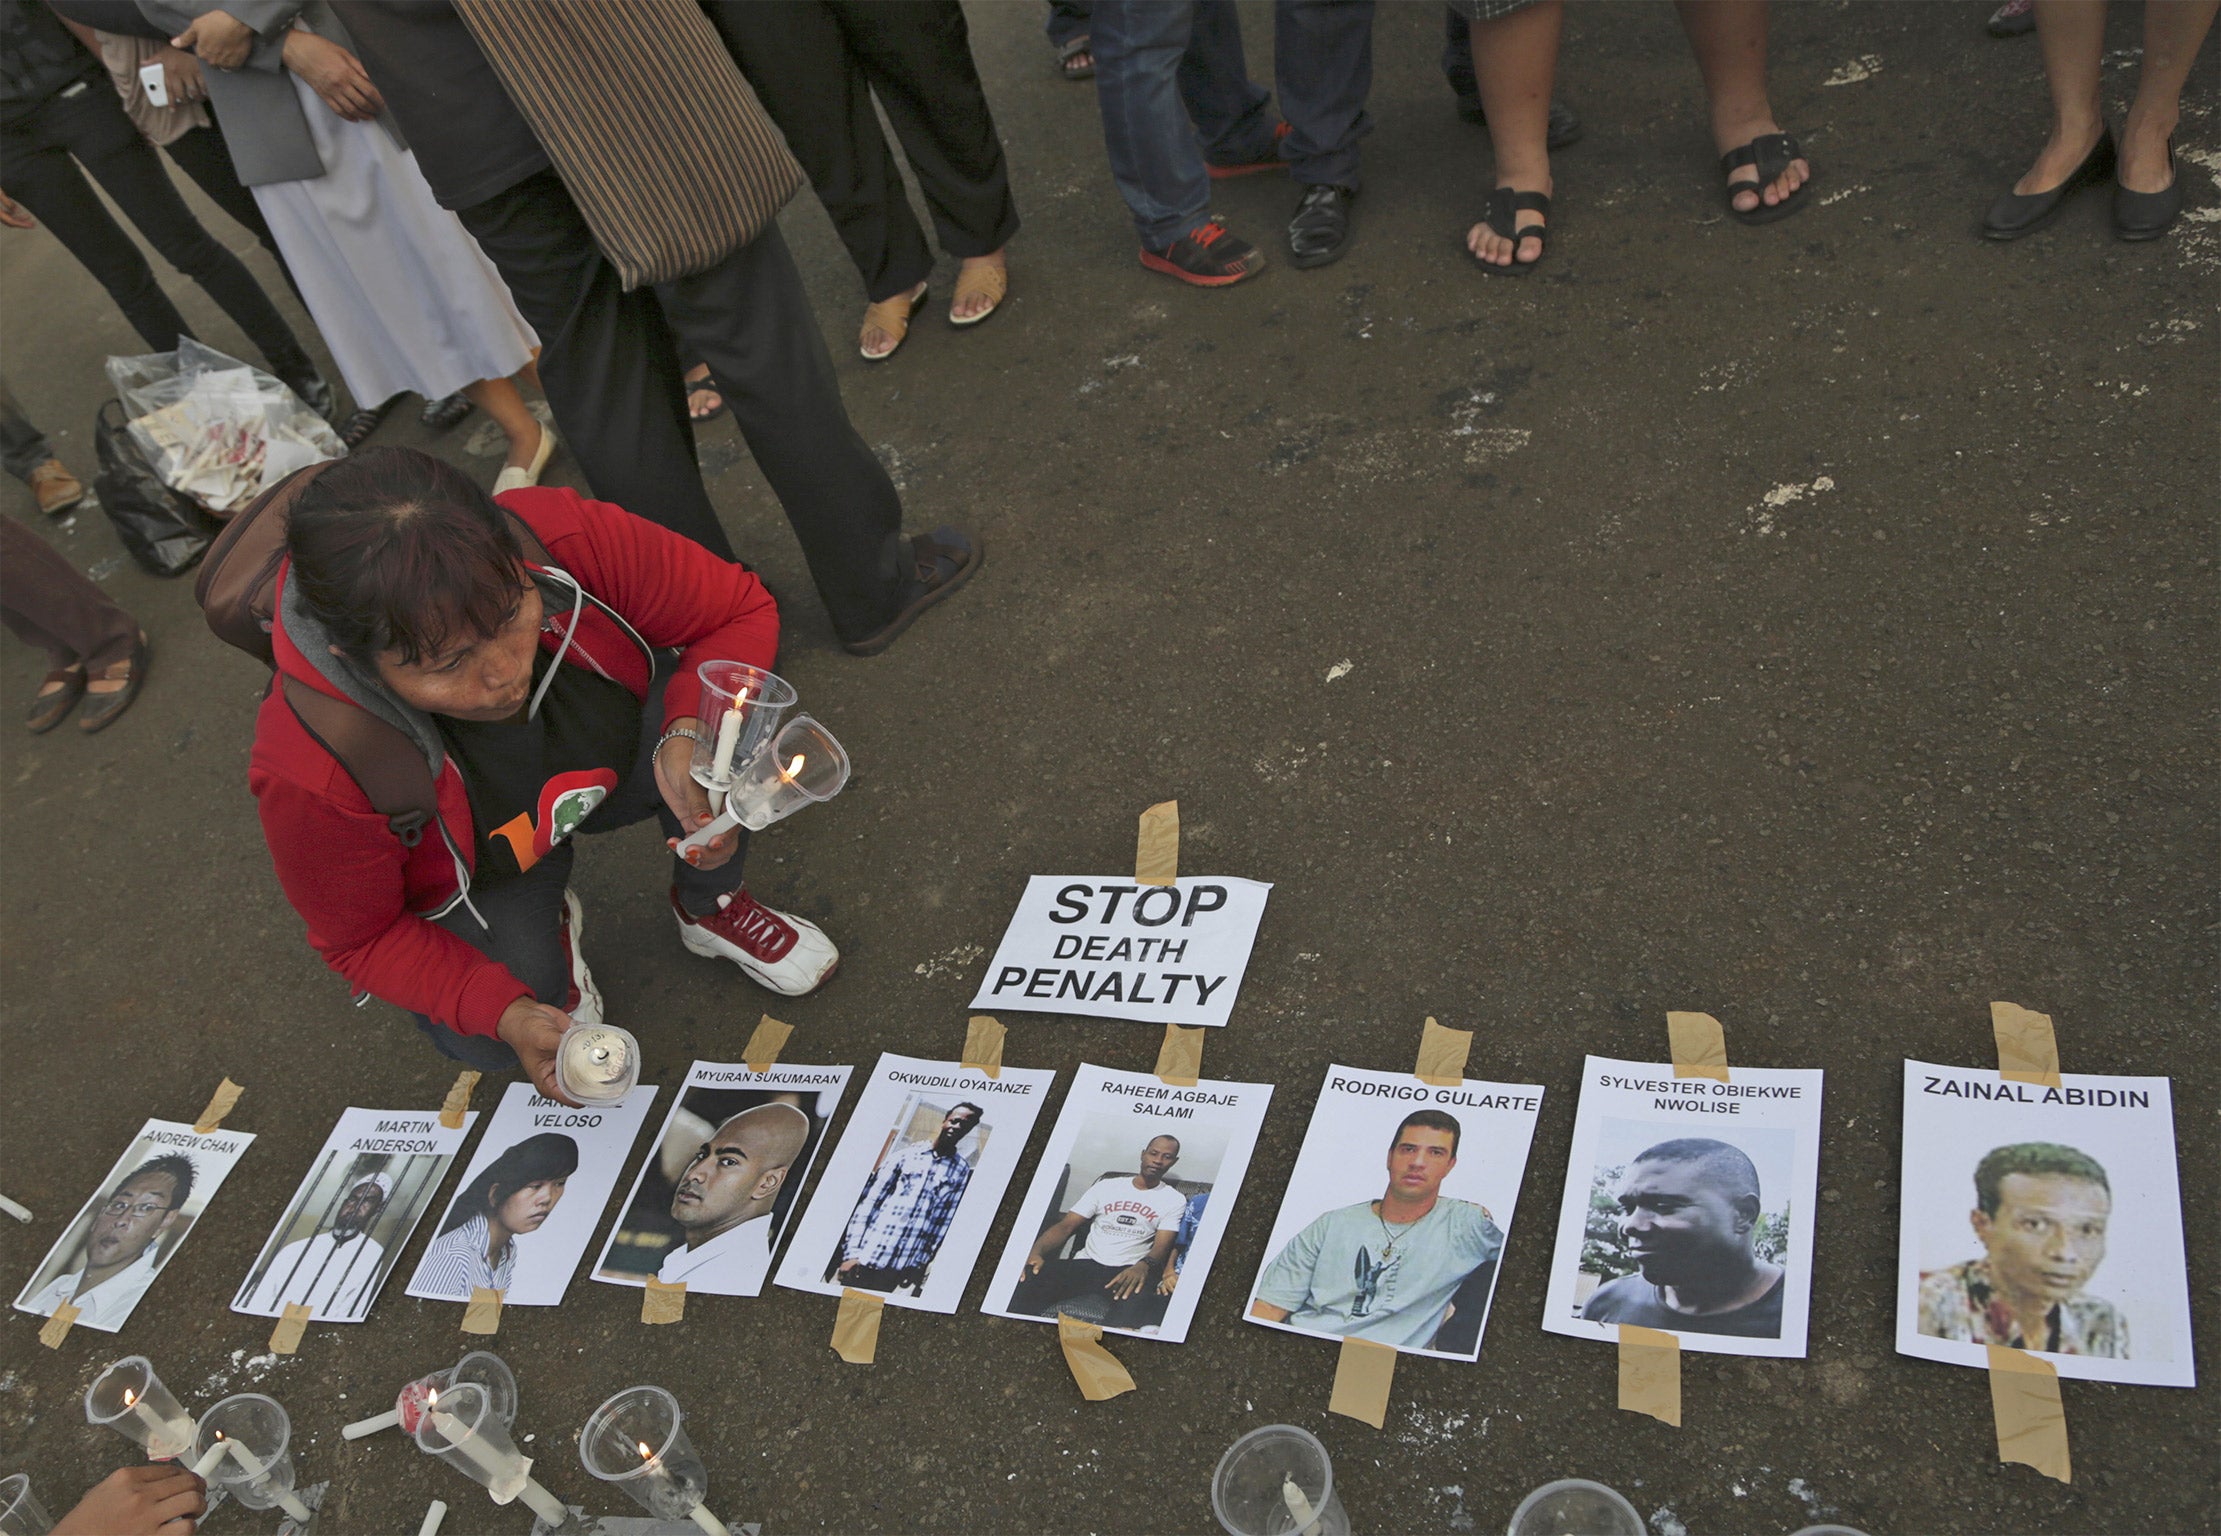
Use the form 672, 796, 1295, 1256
1210, 1425, 1349, 1536
412, 1381, 569, 1527
343, 1350, 518, 1442
85, 1357, 196, 1461
192, 1394, 314, 1525
554, 1022, 641, 1105
1505, 1479, 1646, 1536
690, 662, 796, 791
577, 1385, 728, 1536
722, 715, 851, 832
0, 1473, 55, 1536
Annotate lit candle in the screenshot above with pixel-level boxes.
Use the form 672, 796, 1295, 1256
708, 687, 749, 782
636, 1439, 728, 1536
225, 1439, 314, 1524
189, 1440, 230, 1480
555, 1025, 635, 1103
1282, 1475, 1319, 1535
122, 1386, 194, 1460
429, 1409, 518, 1492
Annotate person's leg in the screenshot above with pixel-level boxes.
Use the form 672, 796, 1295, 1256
0, 121, 191, 352
2121, 0, 2219, 191
158, 121, 303, 301
47, 87, 314, 375
1179, 0, 1277, 161
0, 378, 58, 485
455, 171, 735, 562
1672, 0, 1808, 213
1012, 1257, 1112, 1316
0, 516, 139, 684
656, 228, 909, 643
1273, 0, 1375, 190
1046, 0, 1093, 50
410, 851, 576, 1070
1441, 5, 1477, 100
459, 376, 545, 474
1092, 0, 1218, 248
1465, 0, 1560, 267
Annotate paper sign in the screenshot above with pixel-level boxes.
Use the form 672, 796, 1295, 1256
15, 1118, 256, 1335
1328, 1336, 1396, 1427
971, 874, 1273, 1028
1245, 1064, 1542, 1361
1058, 1314, 1137, 1400
776, 1053, 1055, 1315
1540, 1055, 1823, 1359
461, 1286, 501, 1335
232, 1106, 476, 1323
641, 1278, 685, 1324
1989, 1344, 2071, 1481
593, 1061, 850, 1298
984, 1064, 1273, 1344
1992, 1002, 2063, 1088
832, 1289, 882, 1363
1895, 1061, 2192, 1387
408, 1083, 657, 1308
270, 1302, 312, 1355
1618, 1325, 1682, 1424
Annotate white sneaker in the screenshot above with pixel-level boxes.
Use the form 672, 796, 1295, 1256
670, 885, 840, 997
492, 418, 558, 494
561, 887, 604, 1028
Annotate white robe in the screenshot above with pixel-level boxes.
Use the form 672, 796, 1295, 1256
245, 1230, 387, 1320
656, 1216, 774, 1297
18, 1247, 163, 1333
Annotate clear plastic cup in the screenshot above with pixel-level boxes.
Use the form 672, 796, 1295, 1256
447, 1351, 519, 1431
691, 662, 796, 790
722, 715, 851, 832
0, 1475, 54, 1536
554, 1022, 640, 1106
1211, 1425, 1349, 1536
85, 1356, 196, 1460
193, 1394, 300, 1513
413, 1382, 527, 1503
1506, 1479, 1645, 1536
578, 1386, 719, 1529
1790, 1527, 1873, 1536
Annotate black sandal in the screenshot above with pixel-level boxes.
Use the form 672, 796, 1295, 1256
1721, 132, 1812, 225
1057, 35, 1094, 80
339, 396, 398, 449
686, 373, 728, 422
1469, 186, 1549, 276
420, 391, 472, 430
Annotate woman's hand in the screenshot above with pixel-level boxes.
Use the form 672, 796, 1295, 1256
170, 10, 253, 70
155, 45, 206, 105
655, 718, 736, 871
496, 997, 581, 1107
53, 1466, 205, 1536
279, 29, 383, 122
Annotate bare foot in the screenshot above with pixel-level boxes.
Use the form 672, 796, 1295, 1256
1718, 116, 1811, 213
1466, 177, 1549, 268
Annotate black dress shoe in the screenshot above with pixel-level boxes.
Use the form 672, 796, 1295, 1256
1457, 95, 1583, 150
1288, 183, 1356, 269
1983, 129, 2115, 240
2114, 139, 2181, 241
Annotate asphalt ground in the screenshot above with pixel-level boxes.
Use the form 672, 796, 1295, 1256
1, 3, 2215, 1533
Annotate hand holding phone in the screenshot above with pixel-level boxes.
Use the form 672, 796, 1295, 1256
137, 59, 170, 108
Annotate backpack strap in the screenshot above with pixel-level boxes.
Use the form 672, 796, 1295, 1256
280, 676, 441, 846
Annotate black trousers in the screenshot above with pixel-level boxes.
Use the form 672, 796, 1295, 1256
1010, 1256, 1156, 1327
0, 83, 308, 372
456, 170, 906, 642
158, 120, 301, 301
707, 0, 1020, 302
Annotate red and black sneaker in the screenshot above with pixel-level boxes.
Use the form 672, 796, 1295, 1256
1139, 220, 1267, 288
1207, 120, 1292, 179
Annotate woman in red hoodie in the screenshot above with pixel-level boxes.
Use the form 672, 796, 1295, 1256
250, 448, 837, 1103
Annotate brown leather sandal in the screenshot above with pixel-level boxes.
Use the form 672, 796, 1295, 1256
949, 260, 1008, 328
859, 282, 928, 362
78, 631, 149, 734
27, 665, 84, 734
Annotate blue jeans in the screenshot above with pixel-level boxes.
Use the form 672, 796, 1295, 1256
1274, 0, 1375, 189
1090, 0, 1276, 248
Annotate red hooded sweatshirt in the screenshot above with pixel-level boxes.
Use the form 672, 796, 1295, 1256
250, 487, 778, 1037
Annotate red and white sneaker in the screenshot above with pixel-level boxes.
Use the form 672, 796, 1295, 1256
560, 888, 604, 1027
671, 886, 840, 997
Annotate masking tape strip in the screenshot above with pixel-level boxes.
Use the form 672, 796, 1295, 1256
1135, 800, 1179, 886
832, 1289, 883, 1364
461, 1286, 502, 1336
1415, 1016, 1471, 1087
1991, 1001, 2063, 1089
1667, 1012, 1730, 1084
642, 1277, 686, 1325
438, 1071, 480, 1130
270, 1302, 312, 1355
38, 1302, 78, 1349
1618, 1324, 1682, 1425
1155, 1024, 1204, 1087
194, 1077, 244, 1134
1988, 1344, 2071, 1482
962, 1015, 1006, 1078
744, 1015, 792, 1075
1328, 1336, 1396, 1428
1057, 1314, 1138, 1401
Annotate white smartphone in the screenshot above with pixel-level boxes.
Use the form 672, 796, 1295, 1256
138, 60, 170, 109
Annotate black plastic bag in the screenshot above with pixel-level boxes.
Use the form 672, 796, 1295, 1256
92, 399, 219, 576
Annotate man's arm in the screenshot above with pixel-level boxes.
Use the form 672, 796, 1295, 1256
1251, 1212, 1333, 1319
1106, 1229, 1176, 1301
1026, 1213, 1085, 1274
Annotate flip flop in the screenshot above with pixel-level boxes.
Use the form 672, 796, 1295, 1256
1057, 35, 1094, 81
1468, 186, 1549, 276
860, 282, 927, 362
686, 373, 728, 422
1722, 132, 1813, 225
340, 396, 398, 449
949, 261, 1008, 328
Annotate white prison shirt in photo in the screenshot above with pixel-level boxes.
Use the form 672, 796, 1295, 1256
1071, 1177, 1188, 1268
19, 1248, 164, 1332
247, 1231, 388, 1319
655, 1216, 773, 1295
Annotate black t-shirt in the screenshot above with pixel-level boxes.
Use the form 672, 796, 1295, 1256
435, 647, 641, 888
326, 0, 550, 210
1580, 1269, 1786, 1339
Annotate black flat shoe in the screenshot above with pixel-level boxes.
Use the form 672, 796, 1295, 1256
1983, 129, 2115, 240
1722, 132, 1813, 225
1468, 186, 1549, 277
1288, 184, 1356, 269
2114, 139, 2181, 241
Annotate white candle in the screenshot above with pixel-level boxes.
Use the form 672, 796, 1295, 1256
416, 1499, 447, 1536
515, 1477, 570, 1527
556, 1026, 633, 1101
342, 1408, 400, 1440
190, 1442, 230, 1480
1282, 1475, 1319, 1535
225, 1440, 313, 1524
0, 1190, 30, 1222
429, 1410, 519, 1494
688, 1501, 728, 1536
708, 688, 748, 782
124, 1389, 193, 1459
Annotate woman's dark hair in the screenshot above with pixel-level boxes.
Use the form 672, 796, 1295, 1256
287, 446, 526, 666
438, 1132, 579, 1234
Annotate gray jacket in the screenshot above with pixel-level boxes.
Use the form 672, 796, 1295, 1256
134, 0, 402, 185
